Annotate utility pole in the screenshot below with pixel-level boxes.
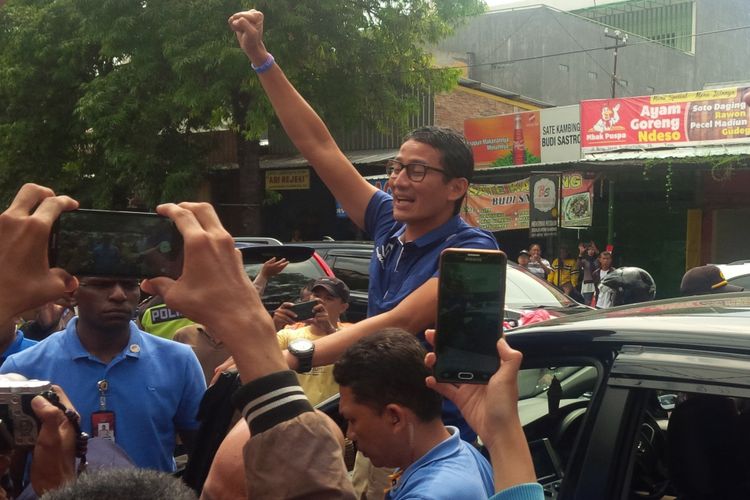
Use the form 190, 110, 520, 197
604, 28, 628, 99
603, 28, 627, 250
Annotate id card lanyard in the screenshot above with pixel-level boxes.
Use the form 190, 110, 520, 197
91, 379, 116, 442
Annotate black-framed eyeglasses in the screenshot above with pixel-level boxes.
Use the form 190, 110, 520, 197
385, 159, 446, 182
78, 279, 141, 292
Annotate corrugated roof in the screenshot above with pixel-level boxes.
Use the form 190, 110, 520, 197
260, 149, 398, 170
581, 143, 750, 162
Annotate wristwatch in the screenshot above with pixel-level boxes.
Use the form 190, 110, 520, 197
288, 338, 315, 373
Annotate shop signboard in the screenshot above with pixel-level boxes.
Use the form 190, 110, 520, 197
463, 173, 593, 232
529, 174, 560, 238
265, 169, 310, 190
581, 86, 750, 153
464, 106, 581, 169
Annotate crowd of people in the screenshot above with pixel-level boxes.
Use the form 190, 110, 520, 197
515, 241, 619, 308
0, 7, 745, 500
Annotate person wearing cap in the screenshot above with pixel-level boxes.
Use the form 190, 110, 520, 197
517, 250, 531, 269
277, 277, 351, 406
680, 265, 744, 296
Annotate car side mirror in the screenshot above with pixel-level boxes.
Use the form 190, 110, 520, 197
657, 393, 678, 411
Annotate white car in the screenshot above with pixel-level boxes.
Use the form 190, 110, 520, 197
715, 261, 750, 290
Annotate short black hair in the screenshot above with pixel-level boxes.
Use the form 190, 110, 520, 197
333, 328, 442, 422
41, 468, 197, 500
403, 126, 473, 215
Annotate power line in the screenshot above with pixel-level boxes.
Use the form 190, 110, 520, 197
457, 23, 750, 71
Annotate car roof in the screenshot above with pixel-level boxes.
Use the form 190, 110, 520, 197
508, 292, 750, 354
715, 263, 750, 280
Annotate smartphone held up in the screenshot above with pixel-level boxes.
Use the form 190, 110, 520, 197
434, 248, 507, 384
48, 209, 184, 279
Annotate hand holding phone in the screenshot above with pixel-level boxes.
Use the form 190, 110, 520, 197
434, 248, 507, 384
288, 299, 319, 321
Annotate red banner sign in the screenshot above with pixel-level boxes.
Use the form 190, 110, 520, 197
581, 87, 750, 153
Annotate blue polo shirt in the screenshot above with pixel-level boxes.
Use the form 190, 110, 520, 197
0, 331, 37, 365
365, 190, 498, 316
365, 190, 498, 441
386, 426, 494, 499
1, 318, 206, 472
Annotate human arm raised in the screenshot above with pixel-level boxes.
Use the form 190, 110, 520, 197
285, 277, 438, 369
228, 9, 377, 229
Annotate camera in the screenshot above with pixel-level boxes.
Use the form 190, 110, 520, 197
0, 379, 52, 450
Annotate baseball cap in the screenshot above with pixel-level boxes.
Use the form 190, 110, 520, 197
680, 265, 744, 296
518, 250, 531, 258
312, 277, 350, 302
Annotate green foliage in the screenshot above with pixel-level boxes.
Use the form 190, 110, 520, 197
0, 0, 485, 208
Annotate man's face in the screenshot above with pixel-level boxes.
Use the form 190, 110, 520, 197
387, 139, 466, 229
339, 386, 397, 468
599, 254, 612, 269
74, 278, 140, 331
311, 287, 348, 321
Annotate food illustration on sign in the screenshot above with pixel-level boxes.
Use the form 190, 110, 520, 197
563, 192, 590, 221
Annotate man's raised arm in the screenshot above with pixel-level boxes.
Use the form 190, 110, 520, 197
285, 278, 439, 370
228, 9, 377, 229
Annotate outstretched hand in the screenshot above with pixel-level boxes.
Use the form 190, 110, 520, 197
0, 184, 79, 324
424, 330, 523, 451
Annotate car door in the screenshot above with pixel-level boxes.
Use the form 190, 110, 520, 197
568, 345, 750, 499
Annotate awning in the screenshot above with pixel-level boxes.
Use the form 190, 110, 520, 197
581, 144, 750, 162
260, 149, 398, 170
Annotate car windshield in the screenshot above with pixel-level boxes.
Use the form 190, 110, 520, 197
245, 260, 324, 309
506, 265, 577, 309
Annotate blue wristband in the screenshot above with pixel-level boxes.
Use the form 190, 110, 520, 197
251, 53, 275, 74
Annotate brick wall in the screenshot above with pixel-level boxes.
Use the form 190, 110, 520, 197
435, 87, 533, 132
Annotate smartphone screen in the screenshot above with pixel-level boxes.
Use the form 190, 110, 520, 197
434, 248, 507, 384
289, 300, 318, 321
49, 209, 184, 279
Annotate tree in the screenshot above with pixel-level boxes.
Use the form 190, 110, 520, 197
0, 0, 485, 232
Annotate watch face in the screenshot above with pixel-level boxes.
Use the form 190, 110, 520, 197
290, 338, 314, 354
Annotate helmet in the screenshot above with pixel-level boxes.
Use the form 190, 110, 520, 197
600, 267, 656, 306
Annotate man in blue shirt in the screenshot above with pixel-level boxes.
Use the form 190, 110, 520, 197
334, 329, 494, 500
0, 319, 36, 365
232, 8, 497, 373
234, 12, 497, 497
2, 276, 206, 472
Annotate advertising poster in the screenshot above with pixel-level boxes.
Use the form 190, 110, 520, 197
464, 106, 581, 169
464, 111, 541, 168
462, 173, 593, 232
561, 173, 593, 228
581, 86, 750, 153
462, 179, 530, 231
529, 174, 560, 238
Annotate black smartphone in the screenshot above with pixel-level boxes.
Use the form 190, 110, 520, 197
49, 209, 184, 279
434, 248, 507, 384
289, 299, 318, 321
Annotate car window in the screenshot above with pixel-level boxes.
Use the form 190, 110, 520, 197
506, 267, 576, 308
329, 256, 370, 292
514, 361, 599, 492
245, 259, 324, 309
729, 274, 750, 289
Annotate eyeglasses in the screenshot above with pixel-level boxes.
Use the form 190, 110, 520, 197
385, 159, 446, 182
78, 279, 141, 292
